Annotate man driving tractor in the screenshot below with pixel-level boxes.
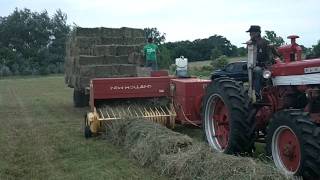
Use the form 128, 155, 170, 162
246, 25, 280, 98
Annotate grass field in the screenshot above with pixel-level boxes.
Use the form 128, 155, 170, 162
0, 75, 167, 180
0, 74, 268, 180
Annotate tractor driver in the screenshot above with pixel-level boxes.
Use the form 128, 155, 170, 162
246, 25, 280, 98
143, 37, 160, 71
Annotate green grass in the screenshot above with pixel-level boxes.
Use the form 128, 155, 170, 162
0, 75, 270, 180
0, 76, 167, 180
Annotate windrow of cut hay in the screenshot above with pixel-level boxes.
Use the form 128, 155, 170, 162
106, 118, 294, 180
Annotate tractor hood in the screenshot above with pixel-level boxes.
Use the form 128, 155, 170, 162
272, 58, 320, 76
271, 58, 320, 86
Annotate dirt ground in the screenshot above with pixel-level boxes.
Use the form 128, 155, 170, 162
0, 75, 167, 180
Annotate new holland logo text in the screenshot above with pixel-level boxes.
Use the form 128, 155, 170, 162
110, 84, 152, 90
304, 66, 320, 74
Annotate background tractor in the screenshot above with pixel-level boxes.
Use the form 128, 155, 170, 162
202, 35, 320, 178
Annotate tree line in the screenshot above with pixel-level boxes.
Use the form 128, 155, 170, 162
0, 8, 70, 76
1, 8, 320, 76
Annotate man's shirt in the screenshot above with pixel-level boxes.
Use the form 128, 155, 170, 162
143, 43, 158, 61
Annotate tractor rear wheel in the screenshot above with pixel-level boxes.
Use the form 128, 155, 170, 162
202, 77, 254, 154
266, 110, 320, 178
73, 89, 89, 107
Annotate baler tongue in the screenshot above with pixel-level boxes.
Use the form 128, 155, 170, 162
85, 103, 176, 136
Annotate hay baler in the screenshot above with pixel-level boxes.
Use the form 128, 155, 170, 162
84, 70, 210, 137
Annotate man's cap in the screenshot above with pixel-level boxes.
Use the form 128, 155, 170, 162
246, 25, 261, 33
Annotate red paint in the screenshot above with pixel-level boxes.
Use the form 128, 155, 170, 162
90, 76, 172, 110
277, 127, 301, 173
271, 59, 320, 76
171, 78, 211, 125
271, 35, 320, 77
278, 35, 302, 63
256, 86, 297, 130
151, 70, 169, 77
212, 98, 230, 149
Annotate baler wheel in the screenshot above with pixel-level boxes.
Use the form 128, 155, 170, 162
202, 77, 254, 154
266, 110, 320, 178
84, 115, 92, 138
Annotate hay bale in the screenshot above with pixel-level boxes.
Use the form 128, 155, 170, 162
100, 27, 122, 37
93, 45, 143, 56
78, 55, 129, 65
118, 64, 137, 75
106, 118, 295, 180
75, 37, 101, 48
78, 64, 137, 80
120, 27, 145, 38
99, 37, 145, 45
75, 27, 101, 37
128, 52, 144, 65
136, 67, 152, 77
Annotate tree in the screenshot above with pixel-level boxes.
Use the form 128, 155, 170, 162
163, 34, 238, 61
158, 46, 172, 69
306, 40, 320, 59
210, 47, 222, 60
237, 47, 247, 57
311, 40, 320, 57
211, 55, 229, 70
0, 8, 70, 76
144, 27, 166, 45
263, 30, 285, 48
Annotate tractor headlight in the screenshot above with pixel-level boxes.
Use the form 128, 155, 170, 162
263, 70, 272, 79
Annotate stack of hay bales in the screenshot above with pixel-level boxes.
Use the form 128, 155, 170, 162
65, 27, 145, 90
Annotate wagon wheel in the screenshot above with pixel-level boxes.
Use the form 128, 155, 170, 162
73, 89, 89, 108
266, 110, 320, 178
202, 77, 255, 154
84, 114, 92, 138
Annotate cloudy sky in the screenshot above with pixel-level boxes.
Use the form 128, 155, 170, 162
1, 0, 319, 47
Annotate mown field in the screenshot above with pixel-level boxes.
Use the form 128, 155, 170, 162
0, 74, 269, 180
0, 75, 167, 180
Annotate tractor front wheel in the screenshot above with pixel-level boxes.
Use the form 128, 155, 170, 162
202, 77, 254, 154
266, 110, 320, 178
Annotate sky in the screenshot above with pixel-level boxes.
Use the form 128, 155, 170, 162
1, 0, 319, 47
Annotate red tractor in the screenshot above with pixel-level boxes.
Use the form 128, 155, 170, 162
202, 35, 320, 178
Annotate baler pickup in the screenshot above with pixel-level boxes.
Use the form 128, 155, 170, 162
84, 76, 176, 137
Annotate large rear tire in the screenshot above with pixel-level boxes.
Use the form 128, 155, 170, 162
73, 89, 89, 107
266, 110, 320, 178
202, 77, 254, 154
